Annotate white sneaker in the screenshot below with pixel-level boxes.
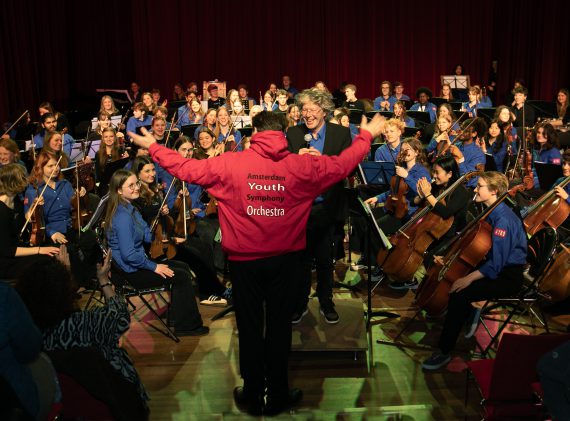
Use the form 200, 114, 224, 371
200, 295, 228, 307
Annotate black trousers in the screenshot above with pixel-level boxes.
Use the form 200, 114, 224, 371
174, 244, 225, 299
229, 252, 300, 397
294, 204, 336, 311
438, 265, 524, 354
121, 259, 204, 331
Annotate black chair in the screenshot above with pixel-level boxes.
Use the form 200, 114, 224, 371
110, 261, 180, 343
476, 227, 558, 356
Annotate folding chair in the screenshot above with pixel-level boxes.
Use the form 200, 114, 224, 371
110, 261, 180, 343
476, 227, 558, 357
466, 332, 570, 420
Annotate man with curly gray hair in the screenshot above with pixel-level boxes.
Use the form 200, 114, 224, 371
287, 88, 352, 325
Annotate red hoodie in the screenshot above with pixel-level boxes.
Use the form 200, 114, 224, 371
148, 129, 372, 261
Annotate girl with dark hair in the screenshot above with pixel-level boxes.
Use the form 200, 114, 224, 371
0, 163, 59, 279
16, 251, 150, 419
104, 169, 208, 335
481, 119, 509, 172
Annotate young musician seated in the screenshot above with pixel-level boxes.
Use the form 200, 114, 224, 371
461, 86, 481, 118
373, 81, 393, 111
410, 87, 437, 123
389, 156, 470, 290
532, 122, 562, 186
275, 90, 290, 114
126, 103, 152, 141
104, 169, 208, 336
393, 101, 415, 128
0, 163, 60, 279
388, 81, 411, 109
215, 107, 243, 151
481, 119, 509, 173
374, 118, 403, 162
457, 118, 486, 188
422, 172, 527, 370
342, 84, 365, 112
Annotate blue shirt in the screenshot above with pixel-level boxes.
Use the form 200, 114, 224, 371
410, 102, 438, 123
176, 104, 204, 128
217, 129, 243, 151
25, 179, 73, 237
374, 162, 431, 217
458, 141, 486, 187
486, 138, 509, 173
373, 95, 392, 111
126, 115, 152, 140
374, 141, 401, 162
107, 202, 156, 273
480, 96, 493, 107
462, 101, 479, 117
33, 132, 75, 156
388, 95, 411, 110
308, 124, 327, 203
188, 183, 206, 218
478, 202, 527, 279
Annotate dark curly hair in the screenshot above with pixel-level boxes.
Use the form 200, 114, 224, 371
16, 257, 78, 332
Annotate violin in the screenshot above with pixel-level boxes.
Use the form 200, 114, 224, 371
173, 181, 196, 240
507, 125, 533, 193
414, 191, 510, 317
70, 160, 94, 234
377, 172, 480, 283
149, 182, 177, 260
21, 155, 63, 246
384, 150, 409, 219
522, 175, 570, 235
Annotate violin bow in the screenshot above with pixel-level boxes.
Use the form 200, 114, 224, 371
2, 110, 29, 137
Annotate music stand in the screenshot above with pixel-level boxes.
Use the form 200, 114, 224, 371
180, 124, 201, 139
238, 127, 253, 137
535, 162, 563, 190
366, 110, 392, 120
407, 111, 431, 125
354, 197, 399, 327
449, 101, 463, 111
477, 107, 497, 124
484, 153, 497, 171
527, 100, 557, 119
99, 157, 130, 191
441, 75, 470, 102
404, 127, 421, 138
348, 109, 364, 125
359, 161, 395, 186
430, 97, 449, 107
135, 125, 152, 136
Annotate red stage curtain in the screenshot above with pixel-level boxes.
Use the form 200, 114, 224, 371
1, 0, 569, 124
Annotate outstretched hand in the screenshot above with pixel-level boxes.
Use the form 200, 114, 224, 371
127, 127, 157, 150
359, 114, 386, 139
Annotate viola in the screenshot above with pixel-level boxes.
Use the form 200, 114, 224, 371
507, 127, 534, 193
414, 191, 510, 317
377, 172, 479, 283
70, 163, 94, 233
384, 150, 409, 219
173, 181, 196, 240
29, 197, 45, 247
149, 183, 177, 260
522, 175, 570, 235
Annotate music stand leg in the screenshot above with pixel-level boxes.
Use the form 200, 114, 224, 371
211, 304, 234, 321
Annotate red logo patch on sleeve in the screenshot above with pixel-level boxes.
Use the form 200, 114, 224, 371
494, 228, 507, 238
552, 158, 561, 165
23, 197, 28, 206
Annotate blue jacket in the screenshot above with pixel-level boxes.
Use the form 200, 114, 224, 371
374, 141, 401, 162
25, 179, 73, 237
126, 115, 152, 140
388, 95, 411, 109
486, 138, 509, 173
34, 132, 75, 156
375, 162, 431, 217
458, 141, 485, 187
462, 101, 479, 117
373, 96, 392, 111
410, 102, 437, 123
217, 129, 243, 151
107, 202, 156, 273
478, 202, 527, 279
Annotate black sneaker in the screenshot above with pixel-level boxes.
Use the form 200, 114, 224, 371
389, 279, 419, 290
264, 388, 303, 416
291, 308, 308, 324
233, 386, 264, 416
422, 352, 451, 370
320, 301, 339, 324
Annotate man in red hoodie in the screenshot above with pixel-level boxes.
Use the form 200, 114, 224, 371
129, 111, 384, 416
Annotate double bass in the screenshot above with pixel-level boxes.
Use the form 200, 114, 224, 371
414, 191, 510, 317
377, 172, 480, 283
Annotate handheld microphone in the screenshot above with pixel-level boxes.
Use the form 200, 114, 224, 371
304, 134, 312, 150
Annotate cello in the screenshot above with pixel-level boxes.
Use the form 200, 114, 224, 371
414, 191, 511, 317
377, 171, 480, 283
522, 175, 570, 235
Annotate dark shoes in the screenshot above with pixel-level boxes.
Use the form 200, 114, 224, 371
320, 301, 339, 324
233, 386, 264, 416
265, 388, 303, 416
176, 325, 209, 336
291, 307, 308, 324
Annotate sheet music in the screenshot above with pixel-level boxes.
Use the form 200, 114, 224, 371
359, 198, 392, 250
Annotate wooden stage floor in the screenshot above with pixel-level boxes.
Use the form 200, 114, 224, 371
92, 258, 569, 420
